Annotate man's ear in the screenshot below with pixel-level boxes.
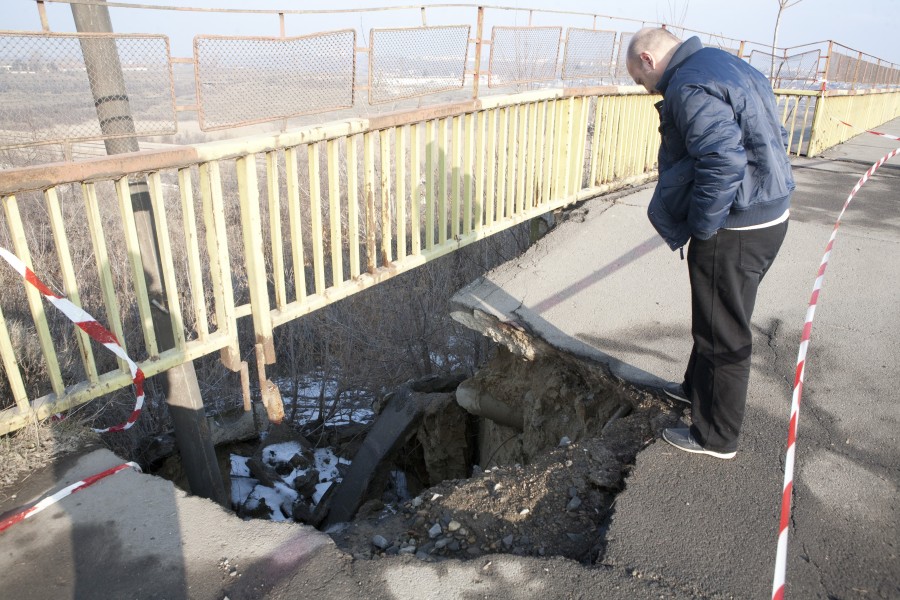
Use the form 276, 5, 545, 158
639, 51, 655, 70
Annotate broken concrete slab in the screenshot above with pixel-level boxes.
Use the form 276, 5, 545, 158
324, 380, 477, 526
451, 279, 670, 392
208, 402, 269, 447
323, 385, 423, 526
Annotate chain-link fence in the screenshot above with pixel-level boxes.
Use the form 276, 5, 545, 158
614, 32, 635, 80
561, 29, 617, 80
827, 47, 900, 89
3, 4, 899, 155
368, 26, 469, 104
488, 27, 561, 87
194, 30, 355, 130
0, 32, 175, 150
748, 49, 821, 88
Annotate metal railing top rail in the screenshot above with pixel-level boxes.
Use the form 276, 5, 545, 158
26, 1, 899, 79
831, 40, 894, 61
34, 0, 748, 49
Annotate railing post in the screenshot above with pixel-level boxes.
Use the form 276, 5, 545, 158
37, 0, 50, 31
851, 51, 863, 91
806, 89, 827, 157
822, 40, 833, 92
71, 0, 226, 505
472, 6, 484, 99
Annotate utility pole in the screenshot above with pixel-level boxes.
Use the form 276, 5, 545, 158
72, 1, 226, 505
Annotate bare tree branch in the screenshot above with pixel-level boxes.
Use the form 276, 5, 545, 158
772, 0, 808, 81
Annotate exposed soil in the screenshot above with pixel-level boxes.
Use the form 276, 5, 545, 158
327, 390, 683, 564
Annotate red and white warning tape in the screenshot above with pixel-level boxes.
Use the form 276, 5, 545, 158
0, 247, 145, 433
772, 145, 900, 600
0, 461, 141, 534
833, 118, 900, 142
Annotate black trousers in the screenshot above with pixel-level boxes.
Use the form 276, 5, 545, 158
682, 220, 789, 453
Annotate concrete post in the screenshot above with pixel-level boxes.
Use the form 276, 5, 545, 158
71, 0, 227, 505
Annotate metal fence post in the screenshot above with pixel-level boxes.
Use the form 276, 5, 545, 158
822, 40, 834, 92
71, 0, 226, 505
851, 51, 863, 90
36, 1, 50, 31
472, 6, 485, 99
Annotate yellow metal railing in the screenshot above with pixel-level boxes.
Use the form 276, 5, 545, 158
775, 90, 819, 156
806, 89, 900, 156
0, 87, 660, 434
774, 89, 900, 156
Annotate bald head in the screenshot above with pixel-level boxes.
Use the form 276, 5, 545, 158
626, 27, 682, 93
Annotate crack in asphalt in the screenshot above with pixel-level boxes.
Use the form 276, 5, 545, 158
763, 318, 783, 380
800, 539, 830, 596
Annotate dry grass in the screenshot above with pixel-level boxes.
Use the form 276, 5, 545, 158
0, 418, 101, 498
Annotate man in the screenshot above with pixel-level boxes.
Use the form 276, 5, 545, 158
626, 28, 793, 459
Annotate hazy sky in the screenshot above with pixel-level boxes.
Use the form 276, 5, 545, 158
3, 0, 897, 63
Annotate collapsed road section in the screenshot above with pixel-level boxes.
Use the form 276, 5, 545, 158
321, 285, 683, 563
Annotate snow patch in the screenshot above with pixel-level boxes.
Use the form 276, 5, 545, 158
231, 476, 258, 507
262, 441, 304, 466
244, 481, 299, 521
313, 481, 333, 505
230, 454, 251, 478
314, 447, 351, 483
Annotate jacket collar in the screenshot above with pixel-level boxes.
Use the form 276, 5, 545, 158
656, 36, 704, 94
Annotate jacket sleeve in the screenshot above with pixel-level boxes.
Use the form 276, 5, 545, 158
670, 83, 747, 240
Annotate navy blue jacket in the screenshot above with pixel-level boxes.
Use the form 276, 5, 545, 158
648, 37, 794, 250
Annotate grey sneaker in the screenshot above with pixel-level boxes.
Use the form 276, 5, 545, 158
662, 382, 690, 406
662, 428, 736, 459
